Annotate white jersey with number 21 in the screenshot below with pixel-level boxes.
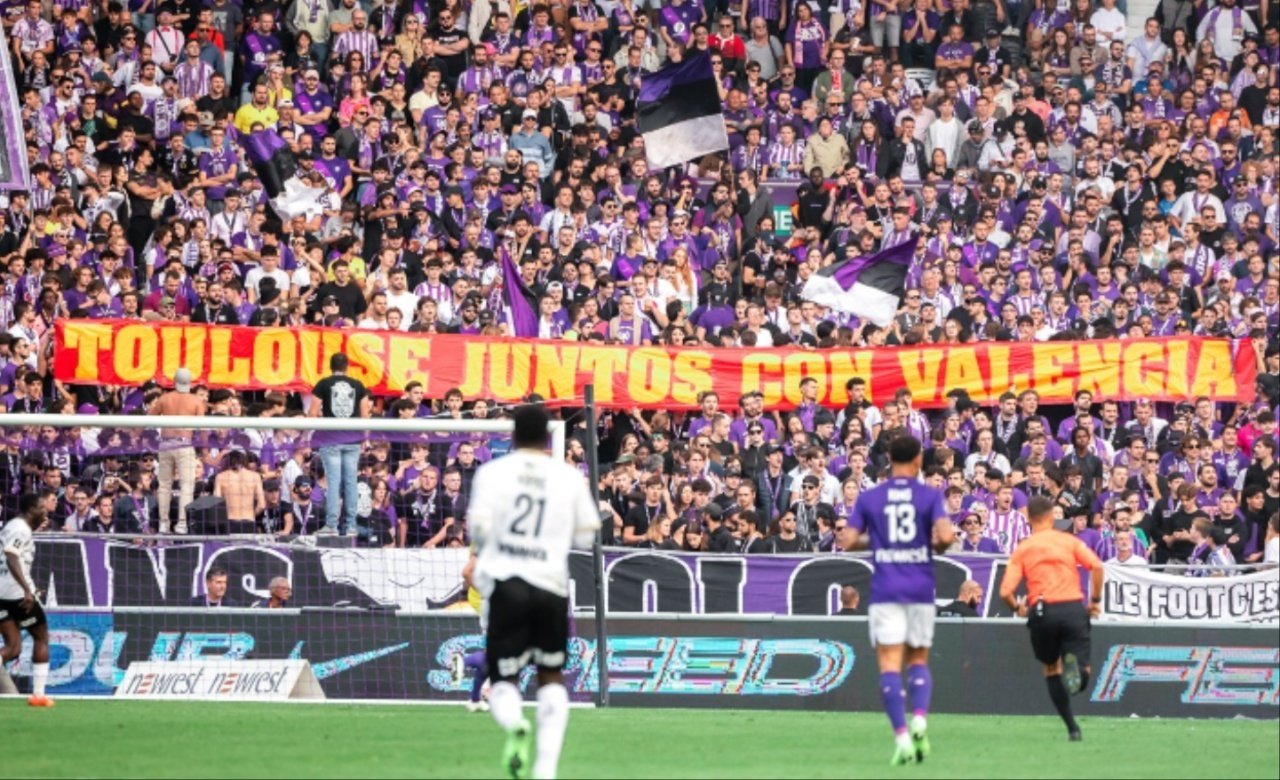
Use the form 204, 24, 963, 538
0, 517, 35, 601
468, 450, 601, 599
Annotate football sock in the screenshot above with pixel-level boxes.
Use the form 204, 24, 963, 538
465, 651, 488, 703
32, 662, 49, 698
0, 664, 17, 695
488, 681, 524, 733
1046, 674, 1079, 733
879, 672, 908, 735
906, 664, 933, 722
532, 683, 570, 780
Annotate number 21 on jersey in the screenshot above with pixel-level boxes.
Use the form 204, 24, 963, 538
511, 494, 546, 537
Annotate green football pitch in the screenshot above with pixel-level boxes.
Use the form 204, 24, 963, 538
5, 699, 1277, 779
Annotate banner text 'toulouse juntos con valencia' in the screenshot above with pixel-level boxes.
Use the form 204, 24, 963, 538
53, 320, 1256, 410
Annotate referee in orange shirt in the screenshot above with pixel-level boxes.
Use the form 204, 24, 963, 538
999, 496, 1104, 742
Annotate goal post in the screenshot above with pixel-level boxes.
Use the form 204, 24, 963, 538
0, 410, 607, 704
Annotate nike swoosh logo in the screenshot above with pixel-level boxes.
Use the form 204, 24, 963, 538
289, 641, 411, 680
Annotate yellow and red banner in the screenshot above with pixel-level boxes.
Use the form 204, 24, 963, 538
54, 320, 1256, 410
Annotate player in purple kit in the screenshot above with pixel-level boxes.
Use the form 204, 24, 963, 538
845, 436, 955, 766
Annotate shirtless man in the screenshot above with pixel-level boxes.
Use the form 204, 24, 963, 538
214, 450, 266, 534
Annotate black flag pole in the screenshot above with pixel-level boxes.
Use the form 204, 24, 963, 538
583, 384, 609, 707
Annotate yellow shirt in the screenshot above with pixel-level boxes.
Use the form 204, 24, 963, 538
267, 85, 294, 107
234, 103, 279, 134
327, 256, 367, 284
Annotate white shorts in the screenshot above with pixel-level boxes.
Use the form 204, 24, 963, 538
868, 603, 936, 648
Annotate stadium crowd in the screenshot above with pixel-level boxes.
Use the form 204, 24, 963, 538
0, 0, 1276, 567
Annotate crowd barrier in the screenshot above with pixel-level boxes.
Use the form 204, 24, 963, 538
16, 609, 1279, 719
34, 539, 1279, 623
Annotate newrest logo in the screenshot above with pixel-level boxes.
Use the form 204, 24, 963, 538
429, 634, 856, 696
123, 667, 291, 697
1092, 645, 1280, 707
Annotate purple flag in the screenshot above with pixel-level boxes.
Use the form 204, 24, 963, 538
237, 129, 296, 199
0, 42, 30, 190
502, 250, 539, 338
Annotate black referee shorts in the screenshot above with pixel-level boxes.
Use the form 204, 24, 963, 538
486, 577, 570, 683
0, 598, 47, 632
1026, 600, 1091, 667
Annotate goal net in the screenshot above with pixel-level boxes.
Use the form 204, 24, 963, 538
0, 411, 603, 703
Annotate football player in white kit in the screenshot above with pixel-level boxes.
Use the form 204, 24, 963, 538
468, 406, 600, 780
0, 493, 54, 706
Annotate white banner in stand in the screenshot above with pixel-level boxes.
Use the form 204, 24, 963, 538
1101, 564, 1280, 623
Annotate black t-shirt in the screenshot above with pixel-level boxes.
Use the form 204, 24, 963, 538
117, 110, 155, 139
430, 24, 469, 78
796, 183, 829, 229
708, 526, 739, 553
311, 280, 366, 319
1059, 450, 1104, 491
1161, 507, 1207, 561
768, 534, 812, 553
937, 599, 978, 618
196, 93, 237, 121
623, 502, 661, 540
313, 374, 368, 419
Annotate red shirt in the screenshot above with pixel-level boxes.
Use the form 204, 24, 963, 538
711, 33, 746, 63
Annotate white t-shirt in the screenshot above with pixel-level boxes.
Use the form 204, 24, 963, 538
0, 517, 35, 601
386, 290, 418, 327
245, 266, 291, 298
1113, 553, 1148, 567
469, 450, 600, 598
1265, 536, 1279, 565
1090, 7, 1126, 42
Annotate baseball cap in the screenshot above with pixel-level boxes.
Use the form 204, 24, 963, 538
967, 120, 983, 134
802, 474, 821, 488
294, 477, 313, 489
703, 504, 724, 521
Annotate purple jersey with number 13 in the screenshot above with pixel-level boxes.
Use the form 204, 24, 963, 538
850, 477, 947, 605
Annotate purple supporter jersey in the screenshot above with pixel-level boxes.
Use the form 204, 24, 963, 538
851, 477, 946, 605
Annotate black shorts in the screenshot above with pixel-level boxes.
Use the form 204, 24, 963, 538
1026, 600, 1091, 666
486, 577, 569, 682
0, 598, 47, 632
